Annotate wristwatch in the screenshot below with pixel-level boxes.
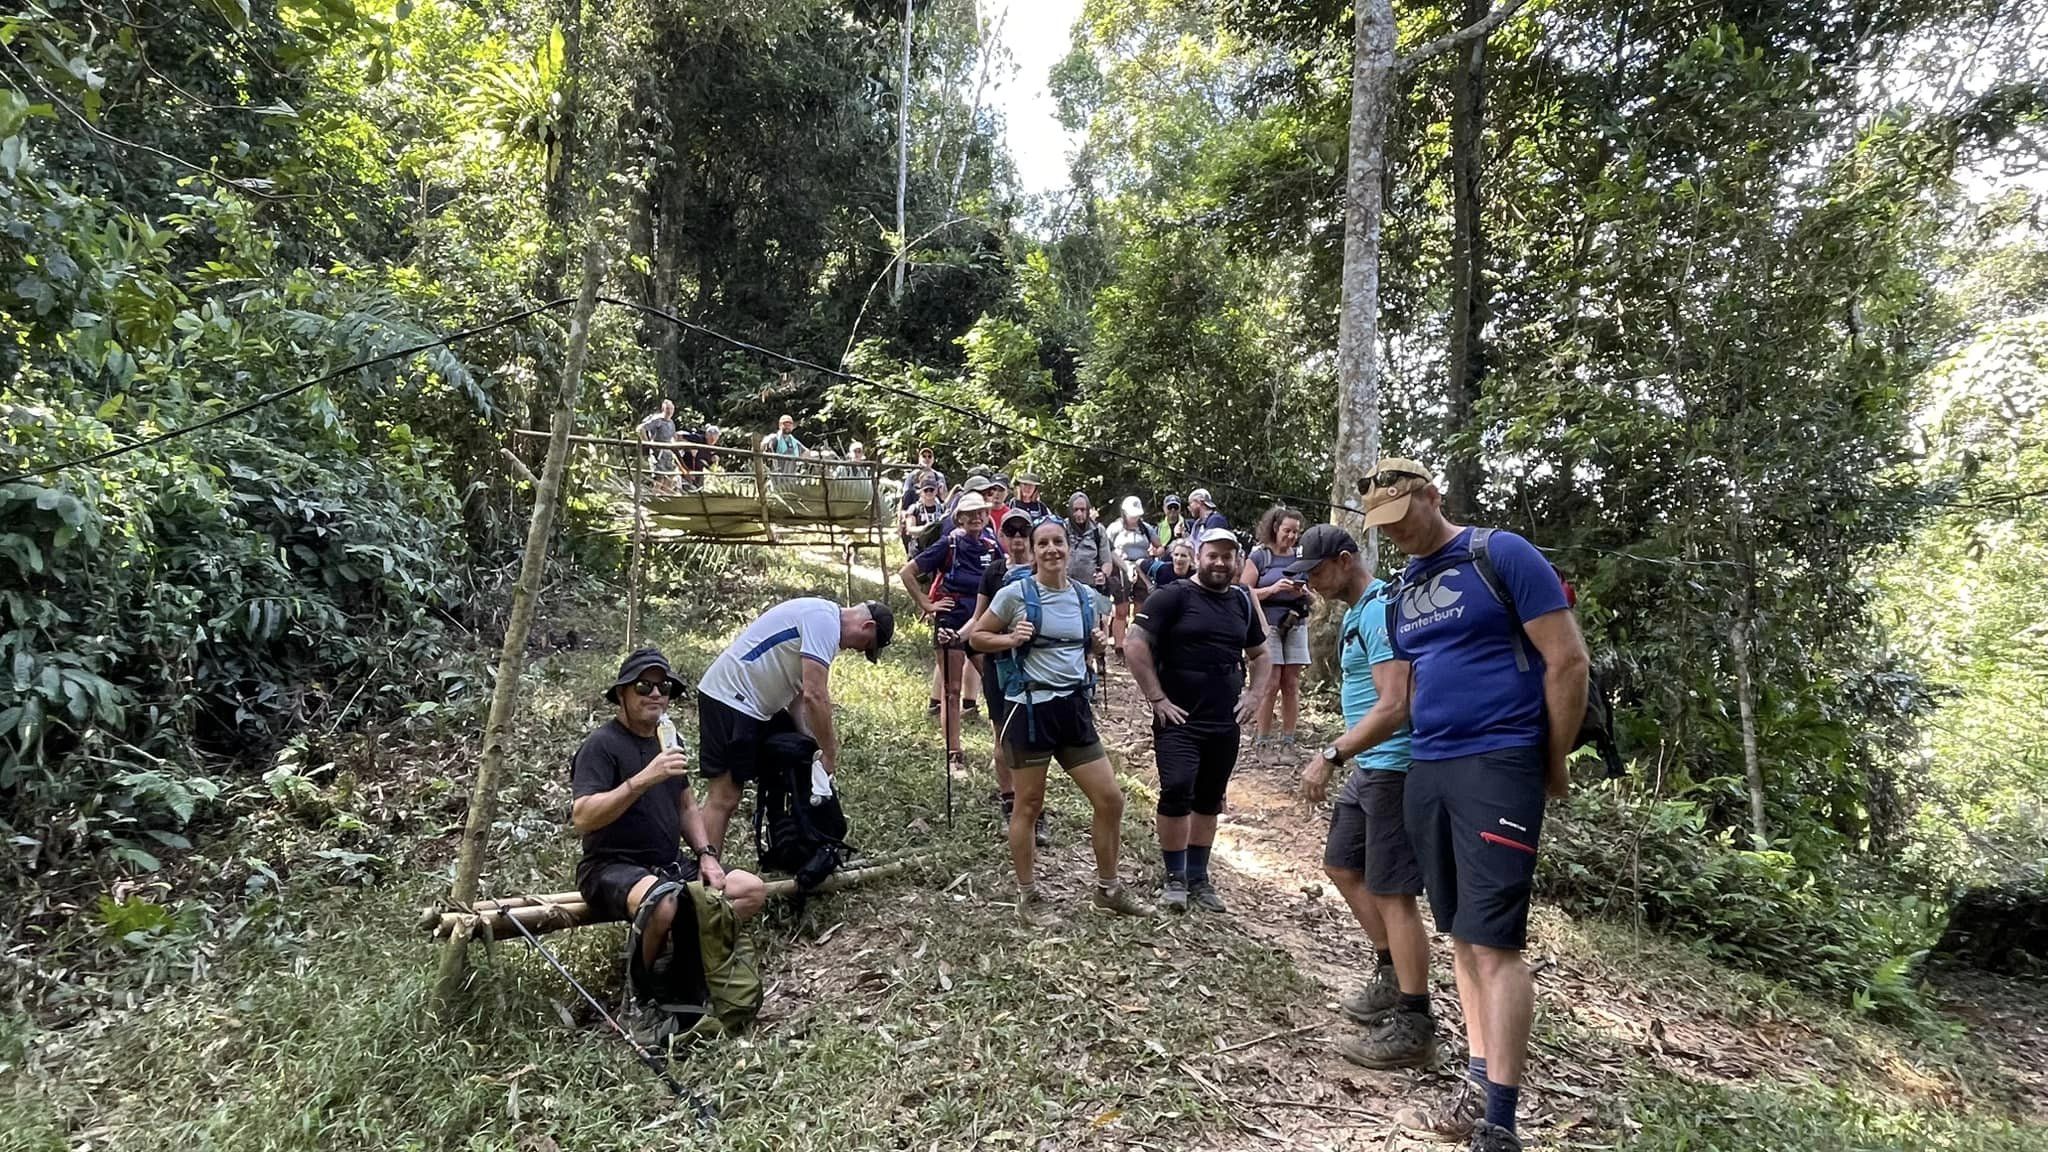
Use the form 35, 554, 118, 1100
1322, 743, 1345, 765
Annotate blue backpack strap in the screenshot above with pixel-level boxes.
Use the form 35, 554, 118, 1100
1468, 528, 1531, 673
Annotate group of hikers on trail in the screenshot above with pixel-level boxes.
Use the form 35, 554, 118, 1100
562, 444, 1591, 1152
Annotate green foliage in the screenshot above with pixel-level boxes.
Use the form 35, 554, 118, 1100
1543, 787, 1950, 1016
1623, 1075, 2041, 1152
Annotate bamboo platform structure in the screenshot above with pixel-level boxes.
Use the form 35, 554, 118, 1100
511, 428, 910, 641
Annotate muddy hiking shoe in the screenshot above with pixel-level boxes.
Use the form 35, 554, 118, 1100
1394, 1080, 1486, 1143
1341, 963, 1401, 1024
1466, 1120, 1522, 1152
1015, 886, 1056, 926
1035, 814, 1050, 847
1160, 875, 1190, 913
1336, 1009, 1436, 1070
1188, 879, 1227, 913
1092, 881, 1155, 917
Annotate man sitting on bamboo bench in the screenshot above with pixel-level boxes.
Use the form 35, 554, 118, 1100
572, 648, 768, 977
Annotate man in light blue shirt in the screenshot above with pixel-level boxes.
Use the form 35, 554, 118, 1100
1294, 524, 1437, 1075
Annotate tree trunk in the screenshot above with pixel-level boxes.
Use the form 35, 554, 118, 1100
1331, 0, 1398, 551
1442, 0, 1489, 521
1729, 611, 1768, 847
435, 241, 605, 1006
891, 0, 914, 303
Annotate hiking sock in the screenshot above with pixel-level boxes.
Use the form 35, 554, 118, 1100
1482, 1080, 1519, 1134
1376, 948, 1394, 969
1468, 1056, 1488, 1087
1185, 845, 1212, 885
1397, 992, 1431, 1017
1162, 848, 1189, 880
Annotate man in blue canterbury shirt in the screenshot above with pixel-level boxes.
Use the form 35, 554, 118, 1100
1362, 457, 1588, 1152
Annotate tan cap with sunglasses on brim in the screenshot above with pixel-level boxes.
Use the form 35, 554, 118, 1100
1361, 456, 1435, 529
606, 647, 677, 702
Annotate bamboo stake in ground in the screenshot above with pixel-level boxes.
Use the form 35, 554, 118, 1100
625, 435, 646, 649
434, 240, 605, 1006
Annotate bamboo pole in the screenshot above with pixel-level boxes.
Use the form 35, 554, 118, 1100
434, 240, 605, 1005
428, 857, 923, 941
626, 435, 646, 650
750, 444, 774, 540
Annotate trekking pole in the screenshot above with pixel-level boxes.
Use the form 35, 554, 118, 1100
494, 905, 718, 1128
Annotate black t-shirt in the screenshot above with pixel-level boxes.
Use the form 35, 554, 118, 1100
1135, 579, 1265, 730
570, 719, 685, 884
979, 554, 1012, 602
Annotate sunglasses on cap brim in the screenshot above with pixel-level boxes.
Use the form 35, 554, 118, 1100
1356, 470, 1427, 495
627, 677, 686, 698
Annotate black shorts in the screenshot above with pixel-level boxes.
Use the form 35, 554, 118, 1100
1154, 722, 1238, 817
577, 857, 700, 923
981, 658, 1011, 727
696, 691, 797, 785
1404, 745, 1546, 950
1000, 689, 1104, 772
934, 602, 975, 649
1323, 768, 1424, 897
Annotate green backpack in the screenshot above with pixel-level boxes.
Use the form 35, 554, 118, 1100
623, 879, 762, 1048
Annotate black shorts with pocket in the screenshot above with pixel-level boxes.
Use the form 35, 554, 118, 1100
1154, 721, 1238, 817
981, 656, 1011, 728
1404, 745, 1546, 950
696, 691, 797, 785
1323, 767, 1424, 897
1001, 688, 1103, 772
577, 856, 700, 923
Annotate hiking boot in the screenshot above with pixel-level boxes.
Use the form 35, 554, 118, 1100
1335, 1009, 1436, 1070
1188, 879, 1227, 913
1034, 814, 1050, 847
1340, 964, 1401, 1024
1015, 887, 1056, 926
1467, 1120, 1521, 1152
1394, 1081, 1486, 1144
1092, 881, 1155, 917
927, 698, 940, 718
1160, 876, 1190, 913
964, 699, 981, 720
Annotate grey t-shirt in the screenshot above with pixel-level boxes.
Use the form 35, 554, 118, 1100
1063, 518, 1111, 588
985, 577, 1108, 702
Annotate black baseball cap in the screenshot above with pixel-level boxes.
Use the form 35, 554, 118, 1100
606, 647, 675, 702
859, 601, 896, 662
1285, 524, 1359, 576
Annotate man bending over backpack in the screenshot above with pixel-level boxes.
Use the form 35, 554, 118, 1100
964, 520, 1154, 921
695, 598, 896, 857
572, 648, 767, 978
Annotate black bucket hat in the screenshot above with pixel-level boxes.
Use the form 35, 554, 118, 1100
606, 647, 677, 702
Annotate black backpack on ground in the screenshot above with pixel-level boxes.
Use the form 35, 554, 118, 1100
752, 730, 852, 892
1391, 528, 1625, 777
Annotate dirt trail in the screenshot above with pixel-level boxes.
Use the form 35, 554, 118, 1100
1083, 661, 2010, 1149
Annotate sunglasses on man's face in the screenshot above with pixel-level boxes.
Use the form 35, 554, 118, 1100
630, 677, 685, 698
1002, 524, 1032, 537
1356, 470, 1426, 495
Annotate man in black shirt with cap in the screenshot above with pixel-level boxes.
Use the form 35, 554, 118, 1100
1126, 526, 1271, 912
571, 648, 768, 974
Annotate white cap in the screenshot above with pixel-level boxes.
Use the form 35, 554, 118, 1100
1189, 487, 1214, 505
953, 491, 993, 514
1194, 525, 1239, 549
1121, 495, 1144, 518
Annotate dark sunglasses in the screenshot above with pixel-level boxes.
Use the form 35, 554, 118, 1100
1356, 469, 1426, 495
629, 677, 685, 698
1002, 523, 1032, 537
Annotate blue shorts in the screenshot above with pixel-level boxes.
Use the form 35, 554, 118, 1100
1403, 745, 1546, 950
